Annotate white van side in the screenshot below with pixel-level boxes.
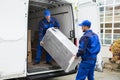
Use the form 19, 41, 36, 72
0, 0, 101, 80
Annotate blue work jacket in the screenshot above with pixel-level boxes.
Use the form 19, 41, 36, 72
38, 17, 60, 41
77, 30, 101, 62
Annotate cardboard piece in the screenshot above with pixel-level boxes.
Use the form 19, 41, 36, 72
28, 30, 32, 63
28, 51, 32, 63
42, 28, 80, 72
28, 30, 31, 52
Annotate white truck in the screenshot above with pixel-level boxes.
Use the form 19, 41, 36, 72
0, 0, 102, 80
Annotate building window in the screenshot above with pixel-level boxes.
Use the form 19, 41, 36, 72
105, 39, 111, 44
114, 23, 120, 28
100, 7, 104, 11
114, 5, 120, 22
105, 6, 113, 22
114, 34, 120, 39
105, 23, 112, 28
113, 29, 120, 39
100, 24, 103, 28
97, 0, 120, 45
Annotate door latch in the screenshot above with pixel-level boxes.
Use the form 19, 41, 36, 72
70, 30, 75, 38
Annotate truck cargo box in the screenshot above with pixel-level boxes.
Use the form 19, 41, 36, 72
42, 28, 80, 72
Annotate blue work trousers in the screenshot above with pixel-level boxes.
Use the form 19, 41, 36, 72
76, 61, 96, 80
35, 43, 52, 63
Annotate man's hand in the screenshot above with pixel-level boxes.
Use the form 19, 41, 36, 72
73, 55, 79, 59
54, 27, 58, 29
40, 41, 44, 46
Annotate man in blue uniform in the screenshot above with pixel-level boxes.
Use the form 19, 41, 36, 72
75, 20, 101, 80
34, 9, 60, 65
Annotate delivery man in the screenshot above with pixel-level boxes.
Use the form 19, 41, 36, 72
34, 9, 60, 65
75, 20, 101, 80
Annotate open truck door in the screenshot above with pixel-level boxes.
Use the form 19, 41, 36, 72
28, 0, 77, 74
0, 0, 29, 79
30, 0, 74, 4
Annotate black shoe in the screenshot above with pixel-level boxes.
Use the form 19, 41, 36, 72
45, 62, 52, 65
33, 62, 40, 65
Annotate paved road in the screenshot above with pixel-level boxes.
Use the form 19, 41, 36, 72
44, 69, 120, 80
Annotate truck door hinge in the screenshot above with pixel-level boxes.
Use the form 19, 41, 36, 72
70, 30, 75, 39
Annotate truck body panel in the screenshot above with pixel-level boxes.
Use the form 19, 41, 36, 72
0, 0, 29, 79
0, 0, 101, 79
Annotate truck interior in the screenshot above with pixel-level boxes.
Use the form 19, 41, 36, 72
27, 0, 74, 74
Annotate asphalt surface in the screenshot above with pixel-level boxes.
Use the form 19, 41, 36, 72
44, 69, 120, 80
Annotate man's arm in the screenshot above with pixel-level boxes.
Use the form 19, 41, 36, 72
54, 18, 60, 28
38, 21, 44, 41
76, 36, 89, 57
